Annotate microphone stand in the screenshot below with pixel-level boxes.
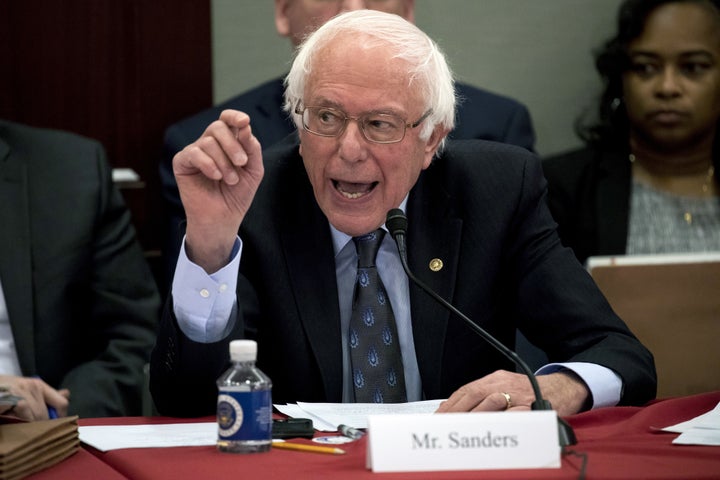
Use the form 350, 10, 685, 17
386, 209, 576, 447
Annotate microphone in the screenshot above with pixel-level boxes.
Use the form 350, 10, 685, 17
385, 208, 577, 447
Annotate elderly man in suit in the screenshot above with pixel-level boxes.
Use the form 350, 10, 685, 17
151, 10, 655, 418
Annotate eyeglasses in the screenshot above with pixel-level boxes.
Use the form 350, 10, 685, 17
295, 104, 433, 144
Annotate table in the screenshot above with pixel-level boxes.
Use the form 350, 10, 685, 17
26, 448, 129, 480
28, 391, 720, 480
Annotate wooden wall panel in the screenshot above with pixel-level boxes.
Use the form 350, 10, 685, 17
1, 0, 212, 285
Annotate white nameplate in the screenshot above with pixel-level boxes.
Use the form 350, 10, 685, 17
366, 411, 560, 472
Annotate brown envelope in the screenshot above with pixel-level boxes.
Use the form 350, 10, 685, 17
0, 416, 79, 480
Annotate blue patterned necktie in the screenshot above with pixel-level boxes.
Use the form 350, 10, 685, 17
349, 229, 407, 403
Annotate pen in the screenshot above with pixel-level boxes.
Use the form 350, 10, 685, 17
337, 424, 365, 440
272, 441, 346, 455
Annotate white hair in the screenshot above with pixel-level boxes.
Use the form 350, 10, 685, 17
283, 9, 456, 148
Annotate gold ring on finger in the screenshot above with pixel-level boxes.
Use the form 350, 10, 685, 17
501, 392, 512, 410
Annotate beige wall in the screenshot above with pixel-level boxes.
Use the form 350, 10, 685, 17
211, 0, 623, 156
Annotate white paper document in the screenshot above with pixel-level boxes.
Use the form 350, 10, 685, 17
274, 399, 443, 431
662, 401, 720, 446
80, 401, 444, 451
79, 422, 217, 452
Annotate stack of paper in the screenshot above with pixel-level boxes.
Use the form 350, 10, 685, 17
0, 416, 79, 480
663, 401, 720, 446
274, 399, 443, 431
79, 422, 217, 451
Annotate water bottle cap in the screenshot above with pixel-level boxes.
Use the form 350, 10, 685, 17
229, 339, 257, 361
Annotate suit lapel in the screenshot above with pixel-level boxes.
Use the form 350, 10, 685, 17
273, 145, 463, 400
0, 137, 36, 373
406, 168, 462, 398
279, 164, 344, 401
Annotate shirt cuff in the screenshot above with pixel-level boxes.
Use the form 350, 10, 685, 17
537, 362, 622, 409
172, 236, 241, 343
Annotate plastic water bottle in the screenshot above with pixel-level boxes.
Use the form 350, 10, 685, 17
216, 340, 273, 453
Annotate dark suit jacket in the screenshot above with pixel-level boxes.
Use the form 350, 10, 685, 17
542, 147, 635, 265
158, 77, 536, 289
0, 120, 161, 417
150, 138, 656, 417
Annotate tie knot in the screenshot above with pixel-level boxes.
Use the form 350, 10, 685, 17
353, 229, 385, 268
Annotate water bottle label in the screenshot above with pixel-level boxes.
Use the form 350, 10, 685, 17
217, 389, 272, 441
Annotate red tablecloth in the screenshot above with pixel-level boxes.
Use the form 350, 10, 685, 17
60, 391, 720, 479
26, 448, 129, 480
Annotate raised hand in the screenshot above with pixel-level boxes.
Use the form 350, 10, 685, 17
173, 110, 264, 273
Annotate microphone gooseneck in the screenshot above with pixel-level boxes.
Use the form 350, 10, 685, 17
385, 208, 576, 447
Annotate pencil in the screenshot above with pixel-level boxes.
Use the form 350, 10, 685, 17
272, 442, 346, 455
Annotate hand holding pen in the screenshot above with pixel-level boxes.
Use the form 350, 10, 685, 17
32, 376, 62, 419
0, 374, 69, 421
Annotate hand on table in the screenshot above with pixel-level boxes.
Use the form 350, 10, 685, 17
0, 375, 69, 421
436, 369, 590, 416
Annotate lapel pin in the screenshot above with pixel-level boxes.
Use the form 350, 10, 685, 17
429, 258, 443, 272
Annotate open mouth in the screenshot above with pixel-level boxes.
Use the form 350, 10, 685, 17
334, 180, 378, 199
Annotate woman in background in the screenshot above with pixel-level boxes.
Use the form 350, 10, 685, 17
543, 0, 720, 265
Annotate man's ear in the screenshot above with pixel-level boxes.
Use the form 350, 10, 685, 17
422, 127, 449, 169
274, 0, 291, 37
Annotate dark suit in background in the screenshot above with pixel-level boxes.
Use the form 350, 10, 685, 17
543, 146, 720, 265
150, 138, 655, 417
158, 77, 536, 288
542, 148, 632, 266
0, 120, 161, 417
